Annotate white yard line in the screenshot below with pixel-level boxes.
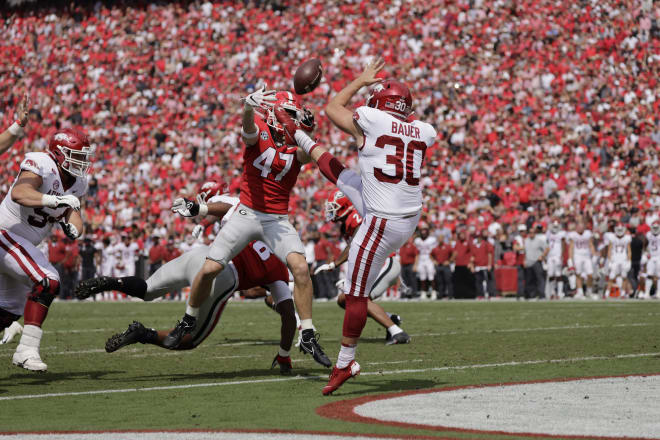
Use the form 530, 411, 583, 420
1, 352, 658, 401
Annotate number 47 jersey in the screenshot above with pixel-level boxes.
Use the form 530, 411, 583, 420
0, 152, 87, 246
353, 106, 436, 219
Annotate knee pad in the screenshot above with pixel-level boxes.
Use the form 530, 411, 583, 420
0, 307, 20, 331
28, 278, 60, 308
342, 295, 368, 338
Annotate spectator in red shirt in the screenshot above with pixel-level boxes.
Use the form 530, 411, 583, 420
313, 233, 340, 300
399, 237, 419, 299
470, 230, 495, 298
148, 236, 167, 275
60, 238, 81, 300
431, 235, 455, 299
453, 229, 476, 298
513, 224, 527, 299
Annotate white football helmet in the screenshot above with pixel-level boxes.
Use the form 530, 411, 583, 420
652, 221, 660, 235
615, 224, 626, 237
550, 220, 561, 233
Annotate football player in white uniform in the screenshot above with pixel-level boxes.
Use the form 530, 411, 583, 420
0, 128, 92, 371
568, 221, 596, 299
293, 57, 436, 394
641, 221, 660, 299
605, 224, 632, 298
414, 223, 438, 300
545, 220, 565, 298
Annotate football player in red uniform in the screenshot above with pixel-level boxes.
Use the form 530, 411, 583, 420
315, 190, 410, 345
160, 86, 330, 368
76, 195, 297, 374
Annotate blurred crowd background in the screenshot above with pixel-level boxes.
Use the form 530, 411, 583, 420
0, 0, 658, 299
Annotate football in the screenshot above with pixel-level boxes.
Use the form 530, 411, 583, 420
293, 58, 323, 94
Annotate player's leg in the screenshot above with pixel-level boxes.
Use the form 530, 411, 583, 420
324, 213, 419, 395
264, 280, 296, 374
164, 210, 259, 349
0, 231, 58, 371
263, 215, 330, 367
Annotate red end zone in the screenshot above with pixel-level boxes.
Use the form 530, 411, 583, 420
316, 373, 660, 440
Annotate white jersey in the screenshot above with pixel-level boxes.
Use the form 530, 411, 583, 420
569, 230, 593, 258
0, 152, 87, 246
646, 232, 660, 259
353, 106, 436, 218
414, 235, 438, 259
608, 234, 630, 260
546, 230, 565, 259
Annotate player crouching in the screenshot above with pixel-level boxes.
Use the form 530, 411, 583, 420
0, 128, 92, 371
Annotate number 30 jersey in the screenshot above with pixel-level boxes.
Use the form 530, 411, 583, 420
239, 117, 302, 215
353, 106, 436, 219
0, 152, 87, 246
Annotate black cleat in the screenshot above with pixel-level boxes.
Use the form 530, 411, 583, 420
75, 276, 116, 300
162, 314, 196, 349
385, 314, 403, 343
386, 331, 411, 345
105, 321, 148, 353
299, 330, 331, 368
271, 354, 293, 375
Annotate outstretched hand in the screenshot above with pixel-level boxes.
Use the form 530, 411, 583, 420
15, 93, 30, 127
357, 57, 385, 87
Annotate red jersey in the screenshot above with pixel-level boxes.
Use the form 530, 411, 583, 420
453, 241, 472, 266
431, 243, 452, 264
232, 240, 289, 290
469, 240, 493, 267
399, 242, 419, 265
239, 118, 302, 214
340, 210, 363, 242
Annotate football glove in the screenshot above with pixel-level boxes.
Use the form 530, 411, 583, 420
171, 196, 208, 218
274, 106, 299, 146
244, 84, 277, 108
192, 224, 205, 239
0, 321, 22, 344
314, 262, 335, 275
42, 194, 80, 210
59, 221, 80, 240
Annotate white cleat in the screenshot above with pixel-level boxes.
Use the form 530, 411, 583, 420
12, 349, 47, 372
1, 321, 22, 344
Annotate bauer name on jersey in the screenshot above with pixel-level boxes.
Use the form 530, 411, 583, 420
0, 152, 87, 245
352, 106, 436, 219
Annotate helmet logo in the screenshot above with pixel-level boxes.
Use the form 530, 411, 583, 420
53, 133, 74, 144
373, 84, 384, 92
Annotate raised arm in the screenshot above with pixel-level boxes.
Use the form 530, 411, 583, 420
0, 94, 30, 155
325, 57, 385, 144
241, 85, 276, 147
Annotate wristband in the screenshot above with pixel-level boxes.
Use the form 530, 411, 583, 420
41, 194, 57, 208
198, 204, 208, 218
241, 127, 259, 139
294, 130, 317, 154
8, 122, 23, 137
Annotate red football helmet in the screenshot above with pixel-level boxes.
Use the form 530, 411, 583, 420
48, 128, 94, 178
366, 80, 412, 119
198, 181, 226, 201
325, 190, 354, 222
652, 220, 660, 235
262, 91, 314, 144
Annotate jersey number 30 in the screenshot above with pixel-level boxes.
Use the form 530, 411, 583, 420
253, 147, 294, 181
373, 135, 427, 186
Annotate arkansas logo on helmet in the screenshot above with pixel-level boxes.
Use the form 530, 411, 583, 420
48, 128, 95, 178
325, 190, 353, 222
260, 91, 315, 144
366, 79, 412, 120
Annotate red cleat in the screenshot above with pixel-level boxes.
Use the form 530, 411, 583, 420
271, 354, 293, 375
322, 360, 361, 395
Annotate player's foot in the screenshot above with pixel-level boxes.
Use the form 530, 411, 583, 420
385, 314, 402, 343
299, 329, 331, 368
162, 314, 196, 349
1, 321, 23, 344
12, 348, 47, 372
271, 354, 293, 375
105, 321, 149, 353
322, 360, 360, 395
75, 276, 116, 300
386, 331, 411, 345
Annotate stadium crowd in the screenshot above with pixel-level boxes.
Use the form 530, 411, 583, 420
1, 0, 659, 299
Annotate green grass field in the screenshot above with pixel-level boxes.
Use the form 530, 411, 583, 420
1, 299, 659, 438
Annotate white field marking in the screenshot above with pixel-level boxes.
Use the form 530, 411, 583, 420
0, 432, 399, 440
1, 352, 658, 401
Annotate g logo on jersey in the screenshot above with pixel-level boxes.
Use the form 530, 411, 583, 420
260, 131, 269, 141
239, 209, 247, 215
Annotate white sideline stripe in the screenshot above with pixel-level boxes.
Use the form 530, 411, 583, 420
1, 352, 658, 401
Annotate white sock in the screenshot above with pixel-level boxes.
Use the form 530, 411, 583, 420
557, 281, 564, 297
616, 277, 623, 289
645, 279, 652, 296
300, 319, 313, 331
577, 287, 584, 296
185, 304, 199, 318
17, 324, 42, 351
278, 347, 290, 357
336, 344, 356, 369
387, 324, 403, 337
